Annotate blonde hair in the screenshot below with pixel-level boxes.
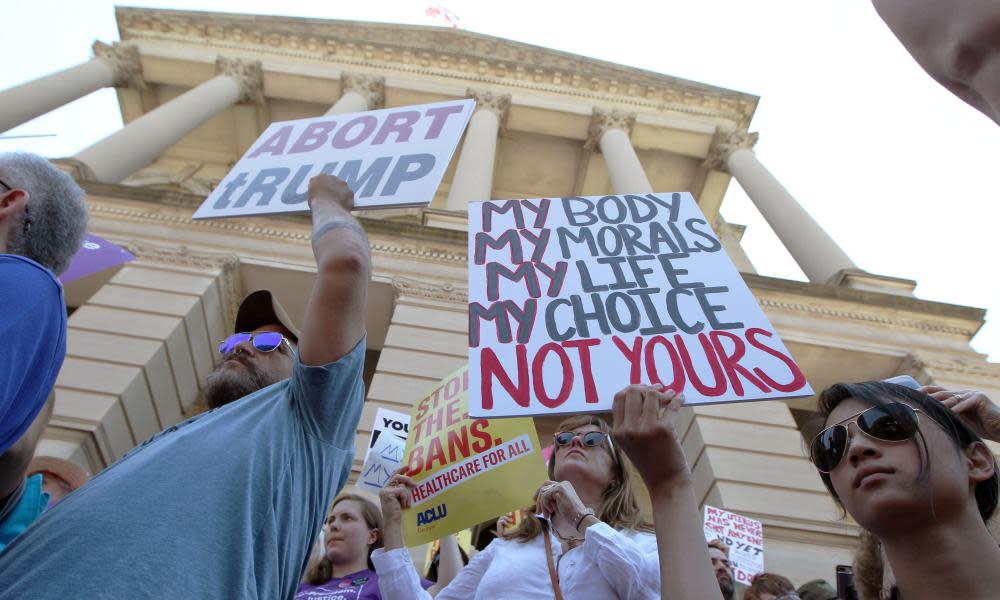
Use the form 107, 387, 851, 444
507, 414, 652, 542
305, 493, 383, 585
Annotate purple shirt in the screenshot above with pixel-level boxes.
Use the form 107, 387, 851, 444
296, 569, 433, 600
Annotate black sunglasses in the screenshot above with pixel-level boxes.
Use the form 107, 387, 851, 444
0, 177, 11, 192
810, 403, 921, 472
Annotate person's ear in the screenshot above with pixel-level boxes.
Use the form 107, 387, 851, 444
0, 189, 28, 222
965, 441, 996, 484
368, 527, 379, 546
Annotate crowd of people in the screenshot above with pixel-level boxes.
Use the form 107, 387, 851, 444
0, 1, 998, 598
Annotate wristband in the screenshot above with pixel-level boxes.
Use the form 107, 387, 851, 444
574, 508, 596, 532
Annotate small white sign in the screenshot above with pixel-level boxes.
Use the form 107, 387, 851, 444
359, 433, 407, 492
193, 99, 475, 219
364, 407, 411, 463
703, 505, 764, 586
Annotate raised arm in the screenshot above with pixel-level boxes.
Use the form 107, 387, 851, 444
299, 175, 371, 366
613, 385, 723, 600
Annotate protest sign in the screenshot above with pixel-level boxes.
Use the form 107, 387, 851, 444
59, 234, 135, 284
192, 99, 475, 219
401, 366, 547, 546
359, 432, 406, 493
467, 193, 812, 417
703, 505, 764, 585
364, 407, 410, 463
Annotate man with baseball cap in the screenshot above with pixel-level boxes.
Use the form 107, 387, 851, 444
0, 175, 370, 600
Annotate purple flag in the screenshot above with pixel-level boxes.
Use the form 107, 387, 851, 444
58, 234, 135, 284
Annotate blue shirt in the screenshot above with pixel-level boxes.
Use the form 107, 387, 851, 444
0, 474, 48, 552
0, 255, 66, 455
0, 340, 366, 599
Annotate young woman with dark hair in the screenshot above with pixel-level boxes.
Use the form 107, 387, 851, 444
809, 381, 1000, 600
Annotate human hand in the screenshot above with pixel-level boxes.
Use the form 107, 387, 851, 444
307, 174, 355, 212
923, 386, 1000, 442
378, 467, 415, 549
535, 480, 591, 538
612, 384, 689, 496
495, 512, 515, 538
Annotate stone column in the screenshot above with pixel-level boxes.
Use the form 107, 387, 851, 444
444, 89, 510, 211
585, 108, 653, 194
706, 130, 856, 284
0, 41, 141, 134
326, 72, 385, 115
75, 56, 262, 183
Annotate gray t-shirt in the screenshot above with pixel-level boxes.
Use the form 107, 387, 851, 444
0, 339, 366, 599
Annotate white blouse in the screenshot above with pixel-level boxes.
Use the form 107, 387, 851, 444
371, 522, 659, 600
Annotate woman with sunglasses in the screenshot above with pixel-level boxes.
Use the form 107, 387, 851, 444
373, 414, 659, 599
810, 381, 1000, 600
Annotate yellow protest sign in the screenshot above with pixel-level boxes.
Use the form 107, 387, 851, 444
401, 365, 547, 546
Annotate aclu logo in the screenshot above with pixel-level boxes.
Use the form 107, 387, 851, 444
416, 503, 447, 526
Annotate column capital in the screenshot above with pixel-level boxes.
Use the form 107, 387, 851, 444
341, 72, 385, 110
704, 128, 759, 172
585, 107, 636, 150
215, 56, 263, 104
467, 88, 511, 131
92, 41, 143, 88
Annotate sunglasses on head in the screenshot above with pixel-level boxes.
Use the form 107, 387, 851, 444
810, 402, 921, 472
218, 331, 291, 355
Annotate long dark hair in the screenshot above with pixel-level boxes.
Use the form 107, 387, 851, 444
815, 381, 998, 522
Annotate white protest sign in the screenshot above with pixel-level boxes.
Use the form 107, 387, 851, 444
359, 433, 407, 492
193, 99, 475, 219
467, 193, 812, 417
364, 407, 411, 463
703, 505, 764, 585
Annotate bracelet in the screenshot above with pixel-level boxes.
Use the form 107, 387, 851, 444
574, 508, 596, 532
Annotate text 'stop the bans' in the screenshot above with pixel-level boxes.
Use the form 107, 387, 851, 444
467, 193, 812, 418
193, 99, 475, 219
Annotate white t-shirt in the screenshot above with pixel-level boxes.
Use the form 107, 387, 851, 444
372, 522, 659, 599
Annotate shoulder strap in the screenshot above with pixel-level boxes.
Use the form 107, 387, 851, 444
542, 523, 565, 600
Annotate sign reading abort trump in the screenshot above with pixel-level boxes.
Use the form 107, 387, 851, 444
468, 193, 812, 418
193, 99, 474, 219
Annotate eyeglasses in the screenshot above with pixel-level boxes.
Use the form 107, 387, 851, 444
0, 177, 11, 191
553, 430, 617, 458
218, 331, 292, 355
810, 403, 921, 472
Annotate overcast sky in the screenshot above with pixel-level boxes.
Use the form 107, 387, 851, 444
4, 0, 997, 361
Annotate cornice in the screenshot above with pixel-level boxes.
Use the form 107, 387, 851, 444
393, 276, 467, 305
759, 297, 977, 337
905, 355, 1000, 381
115, 7, 758, 127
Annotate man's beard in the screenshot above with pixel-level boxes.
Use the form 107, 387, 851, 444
718, 575, 734, 600
203, 356, 274, 409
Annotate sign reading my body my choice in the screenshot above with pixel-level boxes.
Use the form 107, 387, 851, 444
468, 193, 813, 418
193, 99, 475, 219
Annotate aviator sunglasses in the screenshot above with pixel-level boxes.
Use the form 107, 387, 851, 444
218, 331, 292, 355
810, 402, 922, 472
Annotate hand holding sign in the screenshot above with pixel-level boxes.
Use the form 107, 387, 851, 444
535, 480, 595, 540
612, 385, 689, 495
380, 468, 417, 550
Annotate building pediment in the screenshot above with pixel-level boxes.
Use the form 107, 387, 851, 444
116, 6, 758, 126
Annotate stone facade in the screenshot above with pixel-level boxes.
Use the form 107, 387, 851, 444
3, 6, 998, 585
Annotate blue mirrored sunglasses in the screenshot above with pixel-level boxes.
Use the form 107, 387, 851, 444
218, 331, 291, 355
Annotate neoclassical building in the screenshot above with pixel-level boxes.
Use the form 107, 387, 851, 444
3, 6, 998, 585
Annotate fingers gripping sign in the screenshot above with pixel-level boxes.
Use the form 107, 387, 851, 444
612, 384, 691, 495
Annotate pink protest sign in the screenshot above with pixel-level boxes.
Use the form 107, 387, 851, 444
59, 234, 135, 284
